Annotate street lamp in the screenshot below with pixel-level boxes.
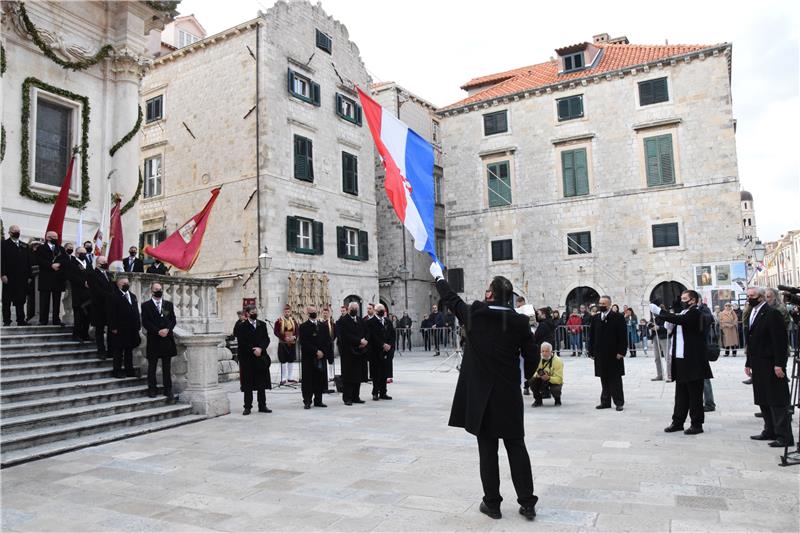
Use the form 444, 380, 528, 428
258, 247, 272, 271
753, 240, 766, 263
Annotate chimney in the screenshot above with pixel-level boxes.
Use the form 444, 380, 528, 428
593, 33, 610, 44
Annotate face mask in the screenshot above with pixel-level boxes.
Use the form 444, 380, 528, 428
597, 305, 608, 313
377, 310, 385, 317
10, 232, 20, 239
748, 298, 760, 307
309, 312, 317, 319
130, 252, 136, 257
121, 284, 130, 292
78, 253, 87, 260
152, 290, 163, 298
65, 249, 74, 255
680, 301, 690, 310
49, 238, 57, 244
249, 313, 258, 319
99, 263, 108, 270
349, 310, 358, 317
85, 246, 93, 253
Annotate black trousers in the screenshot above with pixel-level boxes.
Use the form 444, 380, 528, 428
301, 359, 326, 405
38, 290, 62, 324
26, 277, 37, 320
343, 381, 361, 403
72, 304, 90, 339
477, 434, 537, 508
112, 346, 134, 374
760, 405, 794, 444
401, 331, 411, 350
243, 388, 266, 409
147, 355, 173, 395
2, 292, 26, 325
423, 331, 431, 351
369, 355, 387, 396
95, 322, 108, 355
672, 379, 705, 427
599, 375, 624, 406
531, 379, 562, 401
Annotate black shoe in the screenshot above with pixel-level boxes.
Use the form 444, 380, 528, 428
755, 412, 764, 418
243, 408, 251, 415
372, 394, 380, 401
304, 403, 311, 409
666, 379, 674, 383
53, 320, 63, 326
554, 398, 561, 406
112, 371, 126, 379
314, 403, 327, 408
615, 406, 624, 411
353, 399, 365, 404
651, 377, 663, 381
742, 378, 753, 385
125, 370, 136, 378
326, 389, 335, 393
684, 426, 703, 435
2, 322, 10, 327
148, 390, 158, 398
664, 424, 684, 433
18, 321, 31, 326
519, 505, 537, 520
344, 401, 353, 406
750, 432, 776, 441
379, 394, 392, 400
479, 502, 501, 520
165, 393, 175, 404
596, 404, 611, 409
768, 440, 794, 448
532, 401, 542, 407
629, 354, 636, 358
523, 388, 530, 396
258, 406, 272, 413
703, 406, 716, 412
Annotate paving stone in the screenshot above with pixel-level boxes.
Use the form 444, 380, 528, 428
675, 495, 730, 511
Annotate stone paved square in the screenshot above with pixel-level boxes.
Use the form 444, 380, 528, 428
2, 352, 799, 532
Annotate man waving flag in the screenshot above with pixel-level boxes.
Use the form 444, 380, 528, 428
357, 87, 441, 267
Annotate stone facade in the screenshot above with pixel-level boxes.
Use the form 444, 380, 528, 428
756, 230, 800, 288
1, 0, 170, 256
438, 40, 744, 317
371, 82, 444, 322
739, 190, 757, 242
139, 0, 378, 354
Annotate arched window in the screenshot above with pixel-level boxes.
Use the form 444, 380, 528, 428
565, 286, 600, 313
343, 295, 363, 317
649, 281, 687, 310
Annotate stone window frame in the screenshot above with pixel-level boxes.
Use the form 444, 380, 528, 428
480, 150, 516, 210
30, 87, 82, 196
647, 218, 685, 252
563, 228, 594, 260
482, 108, 510, 137
489, 236, 515, 264
635, 124, 681, 189
145, 94, 164, 123
635, 73, 673, 109
554, 93, 586, 124
142, 153, 163, 199
554, 140, 594, 199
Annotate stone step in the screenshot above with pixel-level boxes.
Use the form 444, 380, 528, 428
0, 404, 194, 453
0, 340, 90, 354
0, 358, 111, 377
0, 332, 75, 345
0, 385, 150, 418
0, 377, 145, 404
1, 325, 69, 336
1, 396, 173, 433
1, 349, 101, 365
0, 414, 205, 468
0, 368, 138, 391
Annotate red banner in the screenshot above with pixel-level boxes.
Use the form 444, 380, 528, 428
45, 154, 75, 244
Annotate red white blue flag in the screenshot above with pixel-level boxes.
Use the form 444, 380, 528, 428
357, 87, 441, 267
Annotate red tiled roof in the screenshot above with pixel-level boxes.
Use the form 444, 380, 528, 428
443, 43, 724, 112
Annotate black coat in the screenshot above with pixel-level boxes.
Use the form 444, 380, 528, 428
588, 311, 627, 377
146, 262, 169, 275
367, 316, 395, 361
122, 256, 144, 273
36, 242, 67, 292
234, 319, 272, 391
526, 318, 555, 378
657, 306, 713, 383
1, 239, 32, 301
65, 256, 91, 307
745, 304, 790, 406
107, 290, 142, 350
436, 279, 538, 440
299, 320, 333, 370
87, 268, 115, 326
336, 314, 367, 383
141, 299, 177, 359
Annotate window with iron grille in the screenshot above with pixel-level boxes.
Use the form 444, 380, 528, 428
567, 231, 592, 255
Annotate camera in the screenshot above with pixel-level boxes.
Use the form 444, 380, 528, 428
778, 285, 800, 306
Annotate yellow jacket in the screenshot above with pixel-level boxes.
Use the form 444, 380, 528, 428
534, 355, 563, 385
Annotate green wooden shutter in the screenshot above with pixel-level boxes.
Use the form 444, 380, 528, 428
358, 230, 369, 261
639, 80, 653, 105
294, 136, 306, 180
574, 148, 589, 195
287, 69, 295, 94
644, 138, 661, 186
156, 229, 167, 244
562, 150, 576, 197
653, 78, 669, 103
570, 96, 583, 118
286, 216, 298, 252
349, 154, 358, 194
336, 226, 346, 258
557, 99, 569, 121
335, 93, 343, 117
658, 134, 675, 184
312, 220, 324, 254
306, 138, 314, 180
355, 104, 362, 126
311, 82, 321, 106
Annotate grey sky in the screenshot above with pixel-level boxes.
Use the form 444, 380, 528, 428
178, 0, 799, 242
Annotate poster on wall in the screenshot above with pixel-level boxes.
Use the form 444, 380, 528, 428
715, 265, 730, 284
692, 261, 748, 307
731, 262, 747, 291
696, 266, 713, 287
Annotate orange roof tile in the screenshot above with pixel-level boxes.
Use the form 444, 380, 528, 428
443, 42, 726, 112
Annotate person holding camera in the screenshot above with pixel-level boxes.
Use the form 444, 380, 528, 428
529, 342, 563, 407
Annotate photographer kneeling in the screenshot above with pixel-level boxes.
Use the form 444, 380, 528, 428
529, 342, 563, 407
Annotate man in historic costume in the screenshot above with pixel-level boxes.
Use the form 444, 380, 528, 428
65, 245, 92, 341
336, 302, 368, 405
366, 303, 395, 401
298, 305, 332, 409
587, 295, 628, 411
274, 305, 298, 385
36, 230, 68, 325
1, 225, 32, 326
106, 277, 141, 378
235, 304, 272, 415
141, 281, 177, 401
88, 256, 115, 357
431, 262, 540, 521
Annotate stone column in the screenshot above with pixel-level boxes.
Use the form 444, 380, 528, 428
177, 332, 231, 417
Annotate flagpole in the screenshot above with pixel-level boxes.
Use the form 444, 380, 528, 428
395, 86, 409, 311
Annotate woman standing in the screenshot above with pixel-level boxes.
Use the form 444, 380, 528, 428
624, 308, 639, 357
718, 303, 740, 357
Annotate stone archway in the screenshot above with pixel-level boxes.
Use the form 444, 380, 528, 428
649, 281, 687, 310
565, 286, 600, 314
343, 294, 363, 317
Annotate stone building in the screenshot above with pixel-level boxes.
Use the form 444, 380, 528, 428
1, 0, 173, 255
756, 230, 799, 288
739, 190, 757, 242
371, 81, 444, 321
147, 13, 206, 58
437, 33, 745, 316
138, 0, 378, 342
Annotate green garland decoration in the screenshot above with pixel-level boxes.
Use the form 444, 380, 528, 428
109, 106, 143, 157
120, 168, 144, 215
1, 43, 7, 76
146, 1, 181, 11
20, 77, 90, 208
19, 3, 114, 72
1, 125, 6, 163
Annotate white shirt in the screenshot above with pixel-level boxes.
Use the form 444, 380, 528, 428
601, 311, 608, 321
749, 302, 766, 327
152, 298, 162, 314
673, 308, 691, 359
249, 319, 257, 328
121, 290, 131, 305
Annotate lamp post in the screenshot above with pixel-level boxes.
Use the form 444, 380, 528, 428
258, 247, 272, 307
747, 240, 766, 286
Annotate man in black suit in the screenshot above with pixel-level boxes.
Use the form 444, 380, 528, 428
587, 295, 628, 411
106, 277, 141, 378
82, 241, 95, 269
88, 256, 115, 357
744, 287, 793, 448
36, 230, 68, 325
298, 305, 332, 409
141, 281, 177, 401
336, 302, 368, 405
25, 240, 42, 322
122, 246, 144, 273
431, 262, 539, 521
1, 225, 32, 326
146, 259, 169, 275
650, 290, 714, 435
367, 303, 395, 401
66, 245, 92, 341
234, 304, 272, 415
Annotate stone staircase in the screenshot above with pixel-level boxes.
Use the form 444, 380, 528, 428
1, 325, 204, 468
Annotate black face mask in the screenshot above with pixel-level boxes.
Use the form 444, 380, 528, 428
597, 305, 608, 313
349, 310, 358, 317
309, 312, 317, 319
747, 298, 761, 307
680, 301, 691, 310
249, 313, 258, 320
65, 249, 74, 255
49, 238, 58, 244
152, 290, 163, 298
99, 263, 108, 270
377, 311, 385, 317
78, 253, 87, 260
121, 284, 130, 292
85, 246, 93, 253
129, 252, 136, 257
10, 232, 20, 239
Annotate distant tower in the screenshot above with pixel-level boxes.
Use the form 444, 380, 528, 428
740, 190, 757, 241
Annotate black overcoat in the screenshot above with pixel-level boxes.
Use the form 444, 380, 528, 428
1, 239, 32, 302
234, 319, 272, 391
35, 242, 67, 292
65, 256, 91, 307
656, 306, 713, 383
87, 268, 114, 326
336, 314, 367, 383
588, 311, 628, 377
436, 279, 538, 440
141, 299, 178, 359
299, 320, 333, 363
367, 316, 395, 362
107, 290, 142, 350
745, 304, 790, 406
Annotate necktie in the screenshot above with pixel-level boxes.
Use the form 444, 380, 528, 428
156, 301, 161, 314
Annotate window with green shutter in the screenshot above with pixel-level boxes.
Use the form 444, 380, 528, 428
487, 161, 511, 207
644, 134, 675, 187
491, 239, 513, 261
561, 148, 589, 197
652, 223, 680, 248
294, 135, 314, 182
312, 220, 324, 254
315, 29, 332, 53
567, 231, 592, 255
287, 69, 321, 106
342, 152, 358, 195
483, 110, 508, 135
638, 77, 669, 106
557, 95, 584, 121
336, 93, 362, 126
336, 226, 367, 261
287, 216, 322, 255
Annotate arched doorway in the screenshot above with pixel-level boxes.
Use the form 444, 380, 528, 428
649, 281, 687, 310
565, 286, 600, 314
343, 295, 363, 317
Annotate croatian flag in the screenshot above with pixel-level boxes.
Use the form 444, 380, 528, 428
357, 87, 441, 267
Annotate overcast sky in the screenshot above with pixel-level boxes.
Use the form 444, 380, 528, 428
178, 0, 799, 243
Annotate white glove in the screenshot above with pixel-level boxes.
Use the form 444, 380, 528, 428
649, 303, 662, 316
429, 261, 444, 280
